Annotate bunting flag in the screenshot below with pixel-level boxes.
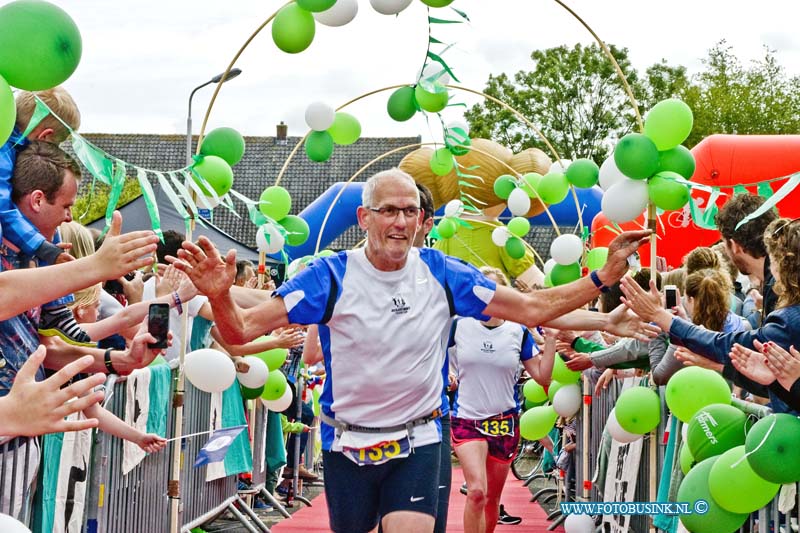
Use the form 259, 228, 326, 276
122, 365, 171, 475
205, 382, 253, 482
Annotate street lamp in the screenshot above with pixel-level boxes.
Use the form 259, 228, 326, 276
186, 68, 243, 165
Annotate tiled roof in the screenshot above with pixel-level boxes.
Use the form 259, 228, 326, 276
66, 133, 574, 257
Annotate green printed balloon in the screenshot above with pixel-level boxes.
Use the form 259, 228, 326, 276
687, 403, 749, 462
507, 217, 530, 237
537, 172, 570, 204
745, 413, 800, 484
614, 133, 659, 180
519, 405, 558, 441
259, 186, 292, 221
0, 75, 14, 144
677, 457, 748, 533
648, 171, 690, 211
430, 147, 454, 176
708, 445, 779, 514
278, 215, 310, 246
414, 83, 449, 113
437, 218, 457, 239
272, 3, 316, 54
296, 0, 337, 12
200, 127, 246, 166
504, 236, 525, 259
614, 386, 661, 434
328, 112, 361, 145
665, 366, 731, 422
305, 130, 334, 162
0, 0, 82, 90
192, 155, 233, 196
261, 370, 288, 401
493, 174, 517, 200
658, 145, 695, 179
566, 159, 599, 188
387, 86, 417, 122
644, 98, 693, 151
550, 262, 581, 286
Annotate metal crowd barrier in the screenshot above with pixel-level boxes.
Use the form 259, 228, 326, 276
0, 436, 38, 524
571, 374, 798, 533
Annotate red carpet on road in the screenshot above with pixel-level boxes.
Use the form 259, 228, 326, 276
272, 467, 564, 532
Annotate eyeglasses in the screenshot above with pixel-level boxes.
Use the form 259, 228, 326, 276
368, 206, 421, 219
771, 217, 800, 237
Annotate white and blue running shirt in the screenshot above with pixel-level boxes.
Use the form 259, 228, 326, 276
275, 247, 497, 451
448, 318, 537, 420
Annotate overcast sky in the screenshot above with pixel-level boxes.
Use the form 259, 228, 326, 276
48, 0, 800, 141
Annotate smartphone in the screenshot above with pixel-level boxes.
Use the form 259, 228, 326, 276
147, 303, 170, 349
664, 285, 678, 310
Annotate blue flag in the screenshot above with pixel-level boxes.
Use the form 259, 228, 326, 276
194, 425, 248, 468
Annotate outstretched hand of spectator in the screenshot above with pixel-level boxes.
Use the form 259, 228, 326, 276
761, 341, 800, 390
674, 347, 724, 372
730, 342, 776, 386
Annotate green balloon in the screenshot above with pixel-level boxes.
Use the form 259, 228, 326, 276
241, 384, 265, 400
296, 0, 336, 12
687, 403, 749, 462
552, 355, 581, 384
328, 112, 361, 145
259, 186, 292, 220
523, 397, 545, 410
504, 236, 525, 259
519, 405, 558, 441
192, 155, 233, 196
658, 145, 696, 179
507, 217, 530, 238
586, 247, 608, 270
261, 370, 288, 401
430, 147, 454, 176
252, 339, 288, 371
387, 86, 417, 122
523, 380, 548, 403
493, 174, 517, 200
0, 0, 82, 91
648, 171, 690, 211
519, 172, 542, 198
665, 366, 731, 423
644, 98, 694, 151
437, 218, 457, 239
745, 413, 800, 484
305, 130, 334, 162
547, 380, 564, 402
550, 262, 581, 286
444, 127, 470, 156
614, 133, 660, 180
537, 172, 570, 204
200, 127, 246, 166
278, 215, 310, 246
566, 159, 599, 188
271, 3, 315, 54
317, 249, 336, 258
420, 0, 454, 6
709, 445, 779, 514
148, 354, 168, 367
614, 387, 661, 434
543, 272, 553, 287
414, 83, 449, 113
0, 75, 14, 144
679, 442, 694, 475
677, 457, 748, 533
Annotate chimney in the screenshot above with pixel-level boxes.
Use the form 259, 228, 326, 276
276, 121, 288, 144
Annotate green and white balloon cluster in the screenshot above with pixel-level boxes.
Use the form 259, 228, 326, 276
601, 99, 696, 223
304, 101, 362, 162
519, 356, 582, 441
271, 0, 359, 55
387, 62, 455, 122
191, 127, 246, 209
255, 186, 311, 254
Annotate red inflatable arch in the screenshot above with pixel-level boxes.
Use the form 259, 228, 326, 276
592, 135, 800, 268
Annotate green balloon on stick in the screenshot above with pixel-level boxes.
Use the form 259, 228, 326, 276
677, 457, 748, 533
614, 133, 660, 180
614, 386, 661, 434
644, 98, 694, 151
566, 159, 599, 188
278, 215, 310, 246
0, 75, 14, 144
648, 171, 690, 211
658, 145, 696, 179
305, 130, 334, 162
0, 0, 82, 91
259, 186, 292, 221
271, 3, 316, 54
387, 86, 417, 122
328, 112, 361, 145
493, 175, 517, 200
192, 155, 233, 196
519, 405, 558, 441
708, 445, 779, 514
200, 127, 246, 166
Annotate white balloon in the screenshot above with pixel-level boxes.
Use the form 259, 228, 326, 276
564, 513, 595, 533
418, 61, 452, 86
444, 199, 463, 218
446, 119, 470, 135
314, 0, 358, 27
237, 356, 269, 389
256, 224, 286, 254
553, 383, 582, 417
550, 234, 583, 266
507, 187, 531, 217
601, 179, 649, 223
491, 226, 509, 247
606, 409, 642, 443
184, 349, 236, 394
369, 0, 412, 15
544, 258, 557, 276
0, 514, 30, 533
681, 421, 689, 442
598, 156, 627, 191
305, 101, 335, 131
263, 386, 293, 412
550, 159, 572, 174
196, 195, 220, 210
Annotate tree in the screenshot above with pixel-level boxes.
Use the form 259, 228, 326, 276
72, 179, 142, 226
465, 43, 645, 163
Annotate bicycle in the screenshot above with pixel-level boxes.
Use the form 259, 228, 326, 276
511, 436, 543, 480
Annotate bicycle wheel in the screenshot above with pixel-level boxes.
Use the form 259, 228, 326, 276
511, 438, 541, 480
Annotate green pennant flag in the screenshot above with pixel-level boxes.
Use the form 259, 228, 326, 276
736, 172, 800, 230
101, 160, 127, 236
70, 134, 113, 186
733, 184, 748, 196
757, 181, 774, 200
18, 98, 52, 141
135, 168, 163, 240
